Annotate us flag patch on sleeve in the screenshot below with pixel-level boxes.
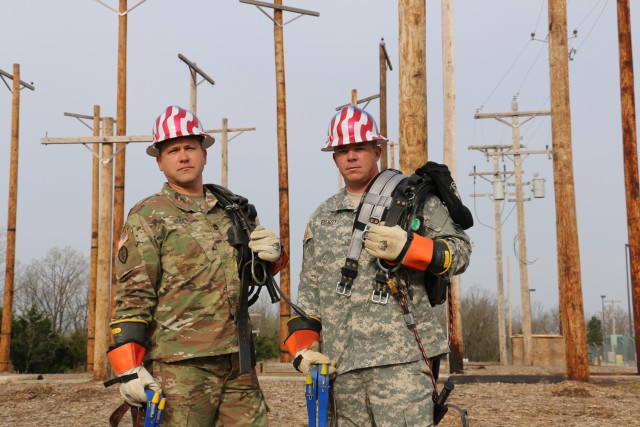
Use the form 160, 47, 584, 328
117, 231, 128, 250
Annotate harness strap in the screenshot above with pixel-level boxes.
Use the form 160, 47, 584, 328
337, 169, 406, 295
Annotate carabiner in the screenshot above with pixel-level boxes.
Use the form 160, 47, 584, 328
250, 251, 267, 285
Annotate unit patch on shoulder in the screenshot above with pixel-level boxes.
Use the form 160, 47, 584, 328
118, 246, 128, 264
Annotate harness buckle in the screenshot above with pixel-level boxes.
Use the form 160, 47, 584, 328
371, 289, 389, 304
360, 223, 372, 242
335, 281, 352, 296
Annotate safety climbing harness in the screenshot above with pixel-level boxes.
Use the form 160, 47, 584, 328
305, 364, 331, 427
204, 184, 310, 373
336, 168, 406, 298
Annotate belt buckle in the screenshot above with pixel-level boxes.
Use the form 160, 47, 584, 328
371, 289, 389, 304
336, 281, 352, 296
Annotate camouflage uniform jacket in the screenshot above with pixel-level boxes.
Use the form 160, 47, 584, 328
298, 188, 472, 374
113, 183, 242, 363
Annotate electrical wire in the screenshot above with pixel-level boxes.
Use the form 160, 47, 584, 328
512, 233, 539, 265
570, 0, 611, 59
477, 38, 532, 110
515, 37, 547, 96
471, 173, 495, 231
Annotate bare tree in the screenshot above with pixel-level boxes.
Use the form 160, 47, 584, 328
461, 286, 500, 361
531, 302, 560, 334
15, 247, 88, 335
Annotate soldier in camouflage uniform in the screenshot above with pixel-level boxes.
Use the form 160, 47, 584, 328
285, 106, 471, 426
107, 106, 286, 426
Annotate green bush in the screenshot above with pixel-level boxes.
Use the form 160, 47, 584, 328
9, 306, 87, 373
254, 332, 280, 361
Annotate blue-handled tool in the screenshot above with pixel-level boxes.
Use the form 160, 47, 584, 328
144, 389, 165, 427
305, 364, 330, 427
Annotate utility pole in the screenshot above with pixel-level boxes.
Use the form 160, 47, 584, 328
207, 119, 256, 187
548, 0, 589, 382
239, 0, 319, 363
625, 244, 634, 339
97, 118, 115, 380
398, 0, 427, 172
0, 65, 35, 373
616, 0, 640, 372
111, 0, 128, 323
441, 0, 466, 373
379, 38, 393, 171
473, 99, 551, 366
508, 256, 513, 341
41, 132, 152, 379
468, 147, 515, 366
62, 107, 104, 372
177, 53, 215, 115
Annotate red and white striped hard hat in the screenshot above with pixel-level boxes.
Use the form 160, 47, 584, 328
322, 106, 386, 152
146, 105, 215, 157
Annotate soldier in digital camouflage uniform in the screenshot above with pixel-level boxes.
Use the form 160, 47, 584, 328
284, 106, 471, 427
106, 105, 287, 426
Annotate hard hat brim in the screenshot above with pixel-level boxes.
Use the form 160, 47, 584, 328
320, 138, 387, 152
146, 133, 216, 157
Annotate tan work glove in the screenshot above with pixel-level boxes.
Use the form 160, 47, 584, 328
363, 224, 408, 262
119, 366, 162, 407
248, 226, 282, 262
293, 342, 336, 376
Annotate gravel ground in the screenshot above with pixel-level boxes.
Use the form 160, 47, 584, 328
1, 363, 638, 426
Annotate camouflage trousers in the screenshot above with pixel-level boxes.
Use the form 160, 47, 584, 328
333, 360, 434, 427
150, 353, 268, 427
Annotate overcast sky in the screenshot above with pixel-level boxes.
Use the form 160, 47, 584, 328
1, 0, 638, 320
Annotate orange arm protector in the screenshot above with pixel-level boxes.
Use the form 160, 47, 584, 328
402, 234, 435, 271
107, 319, 148, 375
270, 248, 289, 275
402, 235, 453, 274
283, 315, 322, 357
107, 342, 146, 376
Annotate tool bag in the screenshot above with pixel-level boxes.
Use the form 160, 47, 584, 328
381, 162, 472, 306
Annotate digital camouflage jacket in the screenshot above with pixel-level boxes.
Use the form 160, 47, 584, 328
297, 188, 472, 374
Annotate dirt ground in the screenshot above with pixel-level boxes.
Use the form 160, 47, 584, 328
1, 363, 639, 427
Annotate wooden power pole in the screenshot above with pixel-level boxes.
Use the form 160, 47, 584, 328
239, 0, 319, 363
616, 0, 640, 372
398, 0, 427, 172
0, 65, 34, 373
441, 0, 466, 373
379, 39, 393, 171
178, 53, 215, 115
62, 107, 104, 372
96, 118, 115, 380
111, 0, 128, 322
207, 119, 256, 188
548, 0, 589, 382
473, 100, 551, 366
468, 148, 515, 366
90, 107, 100, 372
